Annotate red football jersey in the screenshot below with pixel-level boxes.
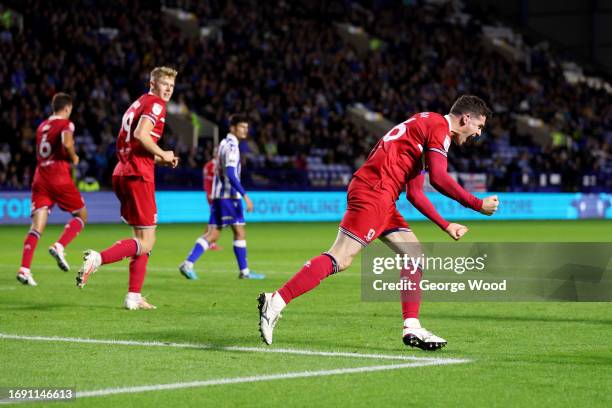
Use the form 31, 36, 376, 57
113, 93, 167, 183
203, 159, 215, 195
33, 116, 75, 183
353, 112, 452, 199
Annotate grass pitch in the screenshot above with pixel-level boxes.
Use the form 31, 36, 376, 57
1, 220, 611, 407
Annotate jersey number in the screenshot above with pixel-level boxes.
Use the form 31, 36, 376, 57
382, 118, 415, 142
39, 129, 52, 158
122, 111, 135, 142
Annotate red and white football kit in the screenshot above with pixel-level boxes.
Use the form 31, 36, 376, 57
31, 116, 84, 215
340, 112, 483, 245
112, 93, 167, 227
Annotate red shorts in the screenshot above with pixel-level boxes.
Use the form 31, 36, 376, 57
339, 178, 410, 246
112, 176, 157, 228
31, 178, 85, 216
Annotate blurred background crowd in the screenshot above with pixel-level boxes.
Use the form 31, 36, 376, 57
0, 0, 610, 192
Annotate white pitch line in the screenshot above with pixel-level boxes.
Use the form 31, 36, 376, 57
76, 361, 462, 398
0, 333, 468, 363
0, 332, 469, 399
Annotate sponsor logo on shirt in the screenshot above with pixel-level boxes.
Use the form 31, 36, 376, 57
366, 228, 376, 242
152, 103, 163, 116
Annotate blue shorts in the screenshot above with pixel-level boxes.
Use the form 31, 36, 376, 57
209, 199, 245, 228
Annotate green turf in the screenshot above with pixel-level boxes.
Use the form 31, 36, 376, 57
1, 220, 611, 407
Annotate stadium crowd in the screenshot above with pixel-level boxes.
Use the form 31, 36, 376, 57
0, 0, 610, 192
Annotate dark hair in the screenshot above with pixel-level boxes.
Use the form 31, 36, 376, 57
229, 114, 249, 127
450, 95, 492, 118
51, 93, 72, 112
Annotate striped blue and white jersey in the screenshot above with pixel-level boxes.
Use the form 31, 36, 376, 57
211, 133, 242, 199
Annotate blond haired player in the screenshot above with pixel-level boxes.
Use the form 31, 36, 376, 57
77, 67, 179, 310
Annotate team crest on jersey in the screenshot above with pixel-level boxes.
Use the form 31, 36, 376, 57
366, 229, 376, 242
443, 135, 451, 152
152, 103, 163, 116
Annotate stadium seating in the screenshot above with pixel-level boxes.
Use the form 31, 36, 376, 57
0, 0, 609, 192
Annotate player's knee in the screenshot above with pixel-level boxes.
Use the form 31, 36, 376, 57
206, 229, 220, 243
138, 237, 156, 254
76, 208, 88, 223
335, 254, 354, 271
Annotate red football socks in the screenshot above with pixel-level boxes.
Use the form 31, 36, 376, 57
401, 266, 422, 320
57, 217, 84, 247
128, 253, 149, 293
278, 254, 337, 304
21, 230, 41, 269
100, 239, 140, 265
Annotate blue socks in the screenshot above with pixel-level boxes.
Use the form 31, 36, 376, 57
233, 240, 248, 274
187, 237, 209, 263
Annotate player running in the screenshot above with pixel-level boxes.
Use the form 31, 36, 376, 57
178, 114, 264, 280
258, 95, 499, 350
76, 66, 179, 310
17, 93, 87, 286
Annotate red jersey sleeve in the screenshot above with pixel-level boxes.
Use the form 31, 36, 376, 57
426, 123, 451, 157
406, 174, 450, 230
63, 121, 75, 134
141, 98, 166, 128
426, 151, 483, 211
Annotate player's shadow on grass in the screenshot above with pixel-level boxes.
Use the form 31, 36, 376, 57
120, 330, 250, 347
117, 329, 406, 354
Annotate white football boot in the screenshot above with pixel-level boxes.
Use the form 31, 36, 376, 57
49, 243, 70, 272
402, 318, 447, 351
258, 292, 285, 345
124, 293, 156, 310
16, 267, 37, 286
76, 250, 101, 288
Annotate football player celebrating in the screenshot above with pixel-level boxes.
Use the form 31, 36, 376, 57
258, 95, 499, 350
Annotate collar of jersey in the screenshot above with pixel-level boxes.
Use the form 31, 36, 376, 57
226, 133, 239, 143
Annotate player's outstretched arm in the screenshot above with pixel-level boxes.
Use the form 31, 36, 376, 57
134, 117, 175, 165
406, 175, 468, 240
406, 174, 450, 230
426, 151, 484, 212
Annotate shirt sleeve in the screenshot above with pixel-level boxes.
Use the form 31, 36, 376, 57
224, 143, 240, 168
427, 151, 483, 211
226, 165, 246, 196
63, 121, 75, 133
141, 100, 165, 127
426, 124, 451, 157
406, 174, 450, 230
